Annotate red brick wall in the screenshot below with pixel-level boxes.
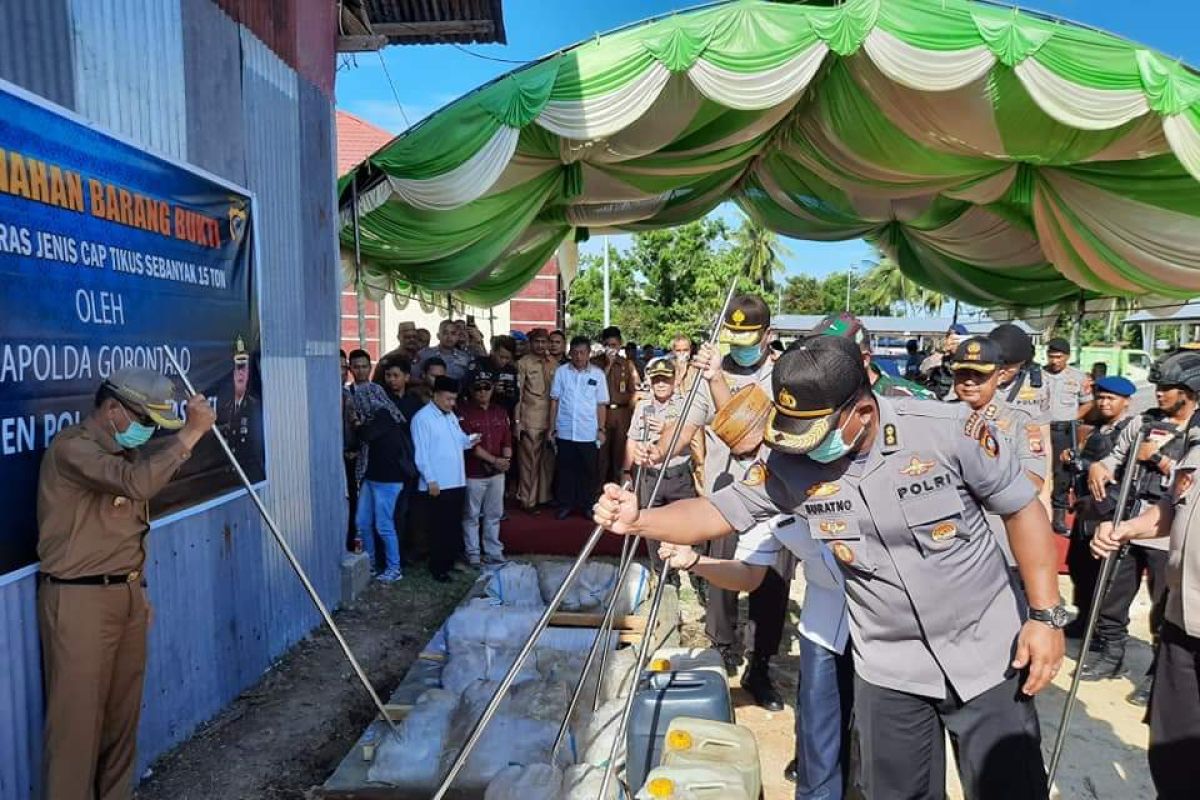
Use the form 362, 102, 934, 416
340, 289, 381, 360
510, 258, 561, 332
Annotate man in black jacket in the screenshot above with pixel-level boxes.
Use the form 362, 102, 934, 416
354, 394, 415, 583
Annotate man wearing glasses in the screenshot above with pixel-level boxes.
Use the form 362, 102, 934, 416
37, 367, 216, 800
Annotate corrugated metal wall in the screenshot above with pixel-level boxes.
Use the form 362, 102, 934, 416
0, 2, 342, 798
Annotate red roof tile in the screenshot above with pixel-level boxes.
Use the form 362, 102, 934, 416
337, 111, 396, 177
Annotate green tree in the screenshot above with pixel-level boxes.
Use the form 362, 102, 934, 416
732, 218, 789, 292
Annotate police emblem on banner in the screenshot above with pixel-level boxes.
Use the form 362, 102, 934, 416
228, 203, 248, 242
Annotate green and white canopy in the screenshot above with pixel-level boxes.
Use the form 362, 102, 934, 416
339, 0, 1200, 308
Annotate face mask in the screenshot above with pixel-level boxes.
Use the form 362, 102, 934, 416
729, 344, 762, 368
113, 408, 156, 449
675, 352, 689, 362
606, 346, 619, 357
806, 412, 864, 464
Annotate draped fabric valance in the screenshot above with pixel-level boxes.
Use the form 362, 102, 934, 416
339, 0, 1200, 308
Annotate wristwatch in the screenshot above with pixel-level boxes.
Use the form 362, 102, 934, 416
1028, 605, 1070, 629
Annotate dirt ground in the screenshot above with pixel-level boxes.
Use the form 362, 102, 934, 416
133, 568, 476, 800
674, 571, 1157, 800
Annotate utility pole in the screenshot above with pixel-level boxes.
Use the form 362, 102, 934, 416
602, 235, 611, 328
845, 264, 854, 312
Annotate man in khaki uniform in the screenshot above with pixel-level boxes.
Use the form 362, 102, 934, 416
594, 325, 640, 485
515, 328, 556, 511
37, 368, 216, 800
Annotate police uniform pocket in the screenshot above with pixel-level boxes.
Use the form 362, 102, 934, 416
809, 515, 876, 576
900, 490, 968, 555
102, 494, 137, 522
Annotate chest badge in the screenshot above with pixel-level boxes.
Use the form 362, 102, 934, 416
979, 428, 999, 458
830, 541, 855, 564
742, 461, 768, 487
805, 481, 840, 498
1018, 387, 1038, 402
1026, 424, 1044, 455
818, 519, 848, 536
900, 456, 935, 477
113, 496, 129, 508
931, 522, 956, 541
983, 404, 998, 420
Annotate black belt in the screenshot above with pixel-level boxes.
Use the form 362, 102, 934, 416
647, 460, 692, 480
41, 570, 142, 586
1050, 421, 1074, 430
608, 403, 630, 410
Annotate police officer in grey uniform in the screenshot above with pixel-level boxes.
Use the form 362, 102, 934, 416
594, 335, 1065, 800
1043, 338, 1092, 532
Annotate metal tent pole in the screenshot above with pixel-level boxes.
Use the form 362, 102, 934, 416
163, 347, 398, 737
351, 179, 367, 351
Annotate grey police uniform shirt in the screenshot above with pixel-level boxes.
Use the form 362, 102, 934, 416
685, 356, 774, 494
709, 396, 1037, 702
1004, 371, 1052, 426
1042, 365, 1090, 423
947, 397, 1047, 564
1165, 446, 1200, 637
629, 395, 691, 470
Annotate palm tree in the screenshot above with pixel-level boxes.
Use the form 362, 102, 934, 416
734, 218, 790, 292
859, 256, 948, 316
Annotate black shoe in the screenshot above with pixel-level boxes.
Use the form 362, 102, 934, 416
555, 507, 572, 521
742, 656, 785, 712
783, 758, 797, 783
1052, 508, 1069, 535
1127, 674, 1153, 707
1078, 644, 1126, 681
718, 647, 743, 677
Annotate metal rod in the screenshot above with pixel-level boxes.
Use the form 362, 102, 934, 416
597, 559, 673, 800
551, 411, 653, 759
351, 179, 367, 351
163, 347, 399, 737
435, 277, 740, 798
1046, 426, 1146, 788
431, 514, 614, 800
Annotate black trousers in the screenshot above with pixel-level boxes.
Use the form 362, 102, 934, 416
344, 457, 359, 552
555, 438, 598, 513
704, 529, 788, 658
852, 673, 1048, 800
638, 464, 697, 581
420, 487, 466, 577
1067, 517, 1101, 621
1149, 622, 1200, 798
1096, 545, 1169, 645
1050, 422, 1073, 511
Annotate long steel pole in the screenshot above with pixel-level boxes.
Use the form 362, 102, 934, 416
603, 235, 611, 328
551, 410, 651, 759
351, 179, 367, 351
433, 278, 740, 799
163, 347, 399, 736
1046, 426, 1146, 788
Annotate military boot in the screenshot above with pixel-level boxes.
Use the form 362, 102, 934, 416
741, 654, 784, 711
1078, 638, 1126, 681
1127, 673, 1153, 707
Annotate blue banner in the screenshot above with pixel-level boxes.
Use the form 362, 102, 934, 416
0, 83, 263, 575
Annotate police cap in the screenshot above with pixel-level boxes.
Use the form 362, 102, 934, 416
103, 368, 184, 430
645, 357, 675, 380
988, 323, 1034, 365
949, 336, 1003, 374
719, 294, 771, 347
764, 335, 868, 455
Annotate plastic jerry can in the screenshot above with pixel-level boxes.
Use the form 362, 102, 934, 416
625, 669, 733, 792
660, 717, 761, 799
634, 763, 753, 800
647, 648, 725, 681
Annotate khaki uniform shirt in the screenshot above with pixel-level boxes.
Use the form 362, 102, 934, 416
1166, 446, 1200, 636
516, 354, 555, 432
685, 356, 774, 495
1043, 365, 1090, 423
710, 397, 1036, 701
594, 354, 637, 411
37, 417, 192, 579
629, 395, 690, 470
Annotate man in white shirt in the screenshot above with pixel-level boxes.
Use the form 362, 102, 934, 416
411, 375, 479, 581
550, 335, 610, 519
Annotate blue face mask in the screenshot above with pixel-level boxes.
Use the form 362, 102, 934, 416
113, 408, 156, 449
729, 344, 763, 368
806, 413, 864, 464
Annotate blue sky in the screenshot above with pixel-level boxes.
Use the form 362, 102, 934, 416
335, 0, 1200, 279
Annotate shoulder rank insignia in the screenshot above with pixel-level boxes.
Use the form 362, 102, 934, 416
742, 461, 768, 487
805, 481, 840, 498
983, 404, 998, 420
900, 455, 935, 477
1026, 423, 1044, 455
883, 423, 897, 447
